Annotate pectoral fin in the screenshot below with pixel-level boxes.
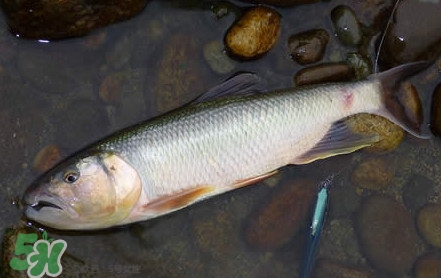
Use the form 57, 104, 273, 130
293, 121, 379, 164
144, 186, 216, 213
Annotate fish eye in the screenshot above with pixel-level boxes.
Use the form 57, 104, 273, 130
63, 171, 80, 184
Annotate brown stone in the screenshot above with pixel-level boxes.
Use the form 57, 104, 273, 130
294, 63, 354, 86
1, 0, 150, 40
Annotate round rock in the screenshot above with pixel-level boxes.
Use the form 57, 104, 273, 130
225, 6, 281, 60
417, 204, 441, 248
357, 195, 419, 275
288, 29, 329, 65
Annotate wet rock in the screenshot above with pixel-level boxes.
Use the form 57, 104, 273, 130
1, 0, 149, 40
414, 253, 441, 278
314, 259, 373, 278
346, 114, 404, 153
348, 0, 396, 29
417, 204, 441, 248
357, 195, 419, 275
225, 6, 281, 60
152, 35, 205, 114
288, 29, 329, 65
99, 72, 126, 103
331, 6, 362, 47
203, 40, 235, 74
351, 157, 394, 191
319, 219, 365, 266
430, 83, 441, 137
294, 62, 354, 86
402, 175, 435, 213
32, 144, 61, 173
380, 0, 441, 66
238, 0, 319, 7
244, 179, 316, 250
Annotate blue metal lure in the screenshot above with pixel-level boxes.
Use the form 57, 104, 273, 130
299, 174, 334, 278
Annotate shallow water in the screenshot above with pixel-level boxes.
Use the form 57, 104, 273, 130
1, 1, 441, 277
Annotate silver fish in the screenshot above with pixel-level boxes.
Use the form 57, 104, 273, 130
24, 63, 429, 230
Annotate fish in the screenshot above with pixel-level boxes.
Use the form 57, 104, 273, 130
299, 174, 334, 278
23, 62, 430, 230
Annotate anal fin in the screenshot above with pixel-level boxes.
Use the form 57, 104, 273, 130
293, 121, 379, 164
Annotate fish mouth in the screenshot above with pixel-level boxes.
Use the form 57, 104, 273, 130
29, 200, 62, 211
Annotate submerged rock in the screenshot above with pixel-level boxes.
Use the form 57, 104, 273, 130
244, 178, 315, 250
346, 114, 404, 153
331, 6, 362, 47
314, 259, 373, 278
357, 195, 419, 275
32, 144, 61, 173
288, 29, 329, 65
417, 204, 441, 248
152, 35, 205, 114
294, 62, 354, 86
402, 175, 435, 213
225, 6, 281, 60
203, 40, 235, 74
351, 157, 394, 191
380, 0, 441, 66
414, 253, 441, 278
0, 0, 150, 40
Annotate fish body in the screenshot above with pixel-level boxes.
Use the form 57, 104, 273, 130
24, 63, 428, 230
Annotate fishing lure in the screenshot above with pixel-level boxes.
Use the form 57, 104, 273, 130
299, 174, 334, 278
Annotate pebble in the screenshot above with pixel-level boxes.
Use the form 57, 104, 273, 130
351, 157, 394, 191
331, 6, 362, 46
288, 29, 329, 65
244, 178, 316, 250
346, 114, 404, 153
294, 62, 354, 86
203, 40, 235, 74
152, 35, 205, 114
417, 203, 441, 248
225, 6, 281, 60
314, 259, 373, 278
402, 175, 435, 213
32, 144, 61, 173
414, 253, 441, 278
357, 195, 419, 275
1, 0, 149, 39
381, 0, 441, 66
430, 83, 441, 136
99, 72, 126, 103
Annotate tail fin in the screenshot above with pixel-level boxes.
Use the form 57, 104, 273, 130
372, 61, 431, 139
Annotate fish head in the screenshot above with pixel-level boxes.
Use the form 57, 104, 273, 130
24, 152, 142, 230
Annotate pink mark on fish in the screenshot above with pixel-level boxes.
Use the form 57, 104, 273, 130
341, 89, 353, 110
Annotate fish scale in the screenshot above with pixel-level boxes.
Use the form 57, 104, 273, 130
97, 85, 364, 201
